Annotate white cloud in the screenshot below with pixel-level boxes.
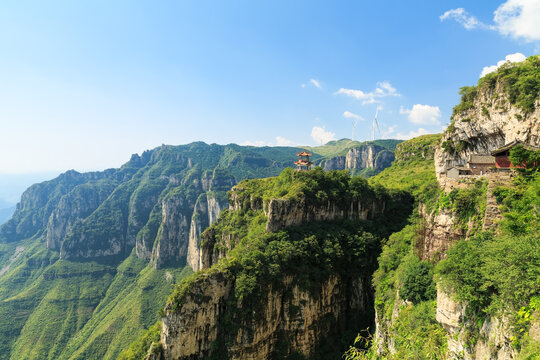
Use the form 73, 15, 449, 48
494, 0, 540, 41
343, 111, 364, 121
310, 79, 322, 89
380, 124, 399, 139
395, 128, 432, 140
480, 52, 527, 77
336, 81, 400, 105
439, 8, 493, 30
275, 136, 296, 146
400, 104, 441, 125
441, 1, 540, 42
302, 78, 322, 89
311, 126, 336, 145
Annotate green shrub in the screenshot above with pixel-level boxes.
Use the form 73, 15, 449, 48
399, 254, 436, 304
510, 145, 540, 172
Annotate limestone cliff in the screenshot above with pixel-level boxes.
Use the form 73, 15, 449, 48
317, 144, 394, 173
148, 169, 411, 360
435, 58, 540, 180
46, 180, 117, 250
372, 58, 540, 360
161, 273, 371, 360
436, 287, 517, 360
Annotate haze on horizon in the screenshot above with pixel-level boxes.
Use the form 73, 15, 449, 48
1, 0, 539, 174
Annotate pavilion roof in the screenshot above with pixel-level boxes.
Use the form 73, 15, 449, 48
296, 150, 312, 156
491, 140, 540, 156
468, 154, 495, 164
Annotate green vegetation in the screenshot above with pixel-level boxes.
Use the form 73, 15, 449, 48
399, 254, 436, 304
304, 138, 401, 157
436, 172, 540, 348
359, 134, 451, 359
452, 86, 478, 118
370, 134, 441, 211
0, 239, 191, 360
0, 139, 402, 359
230, 167, 385, 211
437, 180, 487, 226
116, 321, 161, 360
163, 168, 411, 359
344, 302, 447, 360
451, 55, 540, 118
509, 144, 540, 173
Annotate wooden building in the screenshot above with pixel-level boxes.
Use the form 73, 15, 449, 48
447, 166, 472, 178
491, 140, 540, 168
294, 150, 313, 171
467, 154, 495, 175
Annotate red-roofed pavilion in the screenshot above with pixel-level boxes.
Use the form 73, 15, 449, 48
294, 150, 313, 171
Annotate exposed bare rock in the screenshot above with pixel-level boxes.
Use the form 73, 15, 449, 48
46, 181, 115, 250
435, 83, 540, 180
186, 193, 227, 272
150, 193, 193, 269
317, 145, 395, 172
161, 273, 371, 360
265, 197, 383, 233
436, 286, 517, 360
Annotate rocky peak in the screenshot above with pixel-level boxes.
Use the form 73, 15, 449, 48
435, 56, 540, 179
317, 144, 395, 173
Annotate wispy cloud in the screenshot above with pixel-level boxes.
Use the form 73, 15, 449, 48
395, 127, 432, 140
302, 78, 322, 89
311, 126, 336, 145
480, 52, 526, 77
441, 1, 540, 42
310, 79, 322, 89
343, 111, 364, 121
275, 136, 296, 146
400, 104, 441, 125
336, 81, 400, 105
440, 8, 494, 30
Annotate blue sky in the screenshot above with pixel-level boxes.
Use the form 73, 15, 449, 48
0, 0, 538, 173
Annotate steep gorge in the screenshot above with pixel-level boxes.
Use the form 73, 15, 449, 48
0, 141, 398, 360
142, 169, 411, 360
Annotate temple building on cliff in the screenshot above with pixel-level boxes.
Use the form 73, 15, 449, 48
294, 150, 313, 171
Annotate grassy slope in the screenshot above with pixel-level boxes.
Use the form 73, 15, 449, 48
0, 242, 191, 360
120, 168, 412, 360
364, 134, 449, 358
0, 140, 403, 360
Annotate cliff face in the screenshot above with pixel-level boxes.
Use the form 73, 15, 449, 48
317, 145, 394, 172
435, 75, 540, 180
436, 287, 517, 360
372, 59, 540, 360
152, 169, 411, 360
264, 197, 383, 232
161, 273, 371, 360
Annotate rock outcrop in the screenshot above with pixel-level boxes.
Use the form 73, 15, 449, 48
265, 197, 383, 233
436, 286, 517, 360
435, 78, 540, 180
161, 273, 371, 360
317, 145, 394, 172
186, 192, 227, 271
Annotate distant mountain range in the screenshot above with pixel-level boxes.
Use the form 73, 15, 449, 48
0, 138, 400, 360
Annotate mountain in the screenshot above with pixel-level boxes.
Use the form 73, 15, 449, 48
120, 168, 412, 359
0, 140, 399, 360
123, 57, 539, 360
369, 56, 540, 359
